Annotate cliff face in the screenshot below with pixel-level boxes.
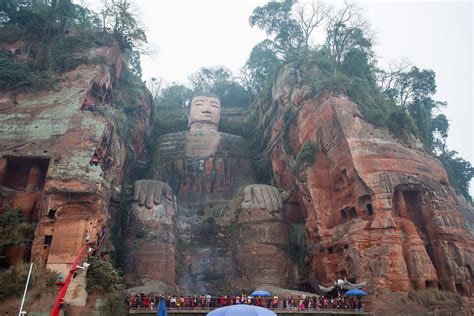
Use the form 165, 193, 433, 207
0, 41, 151, 304
257, 65, 474, 297
2, 37, 473, 312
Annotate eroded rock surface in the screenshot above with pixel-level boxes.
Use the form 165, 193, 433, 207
0, 43, 151, 304
259, 66, 474, 297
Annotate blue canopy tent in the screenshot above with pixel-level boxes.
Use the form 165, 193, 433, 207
345, 289, 368, 297
250, 290, 271, 297
157, 297, 167, 316
208, 304, 276, 316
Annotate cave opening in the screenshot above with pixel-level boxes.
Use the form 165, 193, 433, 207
358, 195, 373, 218
341, 209, 347, 221
341, 207, 357, 223
1, 156, 50, 190
394, 187, 428, 239
347, 207, 357, 219
47, 209, 56, 220
367, 203, 373, 215
402, 190, 426, 236
455, 283, 465, 295
43, 235, 53, 249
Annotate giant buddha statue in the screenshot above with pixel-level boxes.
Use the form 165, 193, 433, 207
129, 95, 292, 293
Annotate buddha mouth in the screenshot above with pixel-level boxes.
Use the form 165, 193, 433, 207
201, 110, 212, 115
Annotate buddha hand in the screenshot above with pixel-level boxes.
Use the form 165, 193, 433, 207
133, 180, 174, 210
242, 184, 282, 212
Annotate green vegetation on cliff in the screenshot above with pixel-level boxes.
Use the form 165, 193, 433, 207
0, 0, 107, 89
86, 256, 128, 315
152, 66, 252, 109
246, 0, 473, 201
0, 207, 34, 251
292, 141, 316, 174
0, 262, 58, 301
0, 0, 147, 90
287, 223, 306, 267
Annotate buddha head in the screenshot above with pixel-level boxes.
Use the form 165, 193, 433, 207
188, 94, 221, 131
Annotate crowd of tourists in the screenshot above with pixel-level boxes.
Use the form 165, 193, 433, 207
128, 293, 366, 311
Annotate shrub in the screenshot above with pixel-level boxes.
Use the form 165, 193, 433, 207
386, 106, 417, 138
0, 25, 25, 43
0, 262, 58, 301
98, 291, 128, 316
438, 151, 474, 203
0, 52, 30, 89
287, 223, 306, 266
86, 257, 124, 292
0, 207, 35, 249
346, 78, 390, 126
90, 55, 109, 65
135, 227, 146, 238
292, 141, 316, 174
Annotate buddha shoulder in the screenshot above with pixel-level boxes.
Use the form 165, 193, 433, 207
155, 131, 249, 159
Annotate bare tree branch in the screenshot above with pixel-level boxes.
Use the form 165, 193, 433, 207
294, 0, 329, 49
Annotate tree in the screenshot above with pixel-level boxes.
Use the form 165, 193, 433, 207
295, 1, 329, 52
249, 0, 304, 61
438, 151, 474, 203
100, 0, 147, 51
242, 39, 281, 96
156, 84, 193, 109
146, 77, 163, 102
395, 66, 436, 107
189, 67, 251, 107
375, 59, 411, 97
430, 113, 449, 151
408, 97, 448, 152
0, 207, 35, 250
340, 48, 373, 81
325, 1, 372, 74
188, 66, 232, 93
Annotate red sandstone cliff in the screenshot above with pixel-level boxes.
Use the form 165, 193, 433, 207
254, 65, 474, 308
0, 40, 152, 310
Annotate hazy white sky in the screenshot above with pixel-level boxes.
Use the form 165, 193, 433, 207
83, 0, 473, 194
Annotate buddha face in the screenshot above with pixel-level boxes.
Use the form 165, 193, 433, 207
188, 95, 221, 128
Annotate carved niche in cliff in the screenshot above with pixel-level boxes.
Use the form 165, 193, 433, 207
128, 95, 293, 293
0, 156, 50, 265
